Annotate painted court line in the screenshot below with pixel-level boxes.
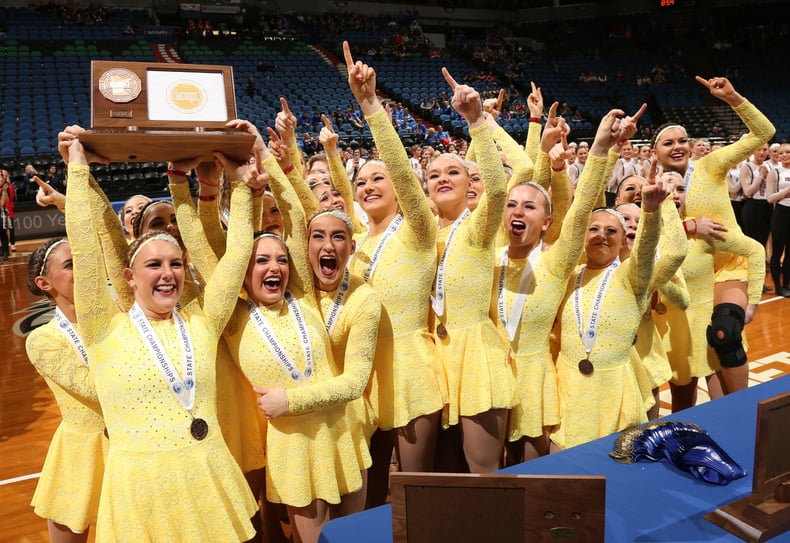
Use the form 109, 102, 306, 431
0, 472, 41, 486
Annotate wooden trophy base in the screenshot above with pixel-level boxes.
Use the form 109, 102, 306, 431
706, 494, 790, 542
79, 130, 256, 163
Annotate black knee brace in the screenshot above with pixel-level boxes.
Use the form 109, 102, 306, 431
706, 303, 747, 368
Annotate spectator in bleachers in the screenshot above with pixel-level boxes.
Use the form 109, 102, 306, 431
42, 164, 65, 194
348, 107, 365, 130
345, 148, 366, 182
437, 126, 451, 147
300, 133, 318, 156
299, 110, 314, 132
423, 127, 440, 146
19, 164, 42, 202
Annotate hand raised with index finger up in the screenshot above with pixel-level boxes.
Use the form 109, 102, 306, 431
343, 41, 379, 116
442, 67, 484, 129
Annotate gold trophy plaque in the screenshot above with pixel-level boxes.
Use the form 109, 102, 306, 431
79, 60, 255, 163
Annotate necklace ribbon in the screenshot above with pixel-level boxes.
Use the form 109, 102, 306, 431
497, 243, 542, 342
431, 208, 471, 317
54, 307, 89, 366
129, 302, 196, 411
573, 260, 619, 359
248, 294, 314, 383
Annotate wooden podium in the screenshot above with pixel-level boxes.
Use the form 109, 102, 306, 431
390, 472, 605, 543
78, 60, 255, 163
706, 391, 790, 542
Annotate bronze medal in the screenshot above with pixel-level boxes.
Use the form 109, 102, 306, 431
654, 302, 667, 315
190, 418, 208, 440
578, 359, 594, 375
98, 68, 142, 103
436, 323, 448, 339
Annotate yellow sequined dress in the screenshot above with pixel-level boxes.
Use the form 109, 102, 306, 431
551, 208, 661, 449
225, 156, 370, 507
433, 122, 515, 427
349, 109, 445, 430
26, 318, 107, 532
493, 153, 609, 440
67, 163, 257, 543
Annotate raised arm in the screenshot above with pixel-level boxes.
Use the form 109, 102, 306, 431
544, 132, 573, 245
319, 117, 366, 234
695, 76, 775, 180
484, 89, 534, 177
344, 41, 434, 249
512, 102, 562, 192
199, 153, 256, 336
260, 144, 313, 299
193, 159, 228, 259
62, 133, 119, 344
545, 108, 629, 279
523, 81, 544, 161
274, 96, 305, 180
626, 168, 669, 301
168, 160, 221, 281
443, 67, 506, 247
649, 182, 688, 292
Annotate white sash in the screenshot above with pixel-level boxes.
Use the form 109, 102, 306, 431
248, 294, 314, 383
497, 243, 542, 342
683, 161, 695, 190
573, 260, 619, 359
54, 307, 89, 366
358, 213, 404, 282
324, 269, 350, 335
129, 302, 196, 411
431, 208, 471, 317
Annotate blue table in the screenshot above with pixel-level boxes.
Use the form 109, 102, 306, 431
319, 375, 790, 543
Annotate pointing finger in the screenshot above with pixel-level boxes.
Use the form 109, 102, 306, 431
694, 75, 710, 88
632, 103, 647, 123
279, 97, 292, 116
342, 41, 354, 70
266, 126, 281, 144
496, 89, 505, 111
321, 114, 334, 131
547, 101, 559, 120
442, 67, 458, 89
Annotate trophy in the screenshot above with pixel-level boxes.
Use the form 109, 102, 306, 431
79, 60, 256, 163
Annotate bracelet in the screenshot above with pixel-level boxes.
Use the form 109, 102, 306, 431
282, 164, 294, 175
198, 178, 219, 187
251, 187, 266, 197
551, 164, 566, 172
682, 218, 697, 234
198, 194, 217, 202
617, 139, 628, 145
529, 116, 542, 123
167, 168, 189, 177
